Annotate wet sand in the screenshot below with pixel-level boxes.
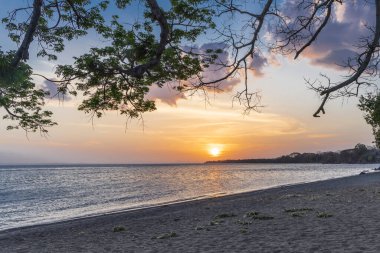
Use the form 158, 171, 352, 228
1, 172, 380, 252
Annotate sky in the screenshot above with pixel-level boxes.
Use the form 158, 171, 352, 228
0, 0, 376, 164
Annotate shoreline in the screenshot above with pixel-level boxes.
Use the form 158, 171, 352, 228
0, 171, 371, 234
2, 172, 380, 252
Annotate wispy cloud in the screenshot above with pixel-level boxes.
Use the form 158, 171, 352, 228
250, 53, 268, 77
146, 82, 186, 106
307, 133, 336, 139
43, 80, 72, 101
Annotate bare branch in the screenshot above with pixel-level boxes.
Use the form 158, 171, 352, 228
294, 0, 333, 59
313, 0, 380, 116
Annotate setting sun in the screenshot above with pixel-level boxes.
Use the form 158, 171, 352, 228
209, 147, 221, 157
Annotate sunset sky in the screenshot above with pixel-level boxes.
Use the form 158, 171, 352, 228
0, 1, 375, 164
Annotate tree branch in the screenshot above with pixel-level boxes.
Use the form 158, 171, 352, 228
294, 0, 333, 59
125, 0, 169, 78
314, 0, 380, 116
10, 0, 43, 68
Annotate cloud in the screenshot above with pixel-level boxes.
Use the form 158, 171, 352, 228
43, 80, 72, 101
146, 83, 185, 106
311, 49, 357, 70
334, 2, 346, 23
185, 43, 241, 92
146, 43, 242, 106
250, 53, 268, 77
279, 1, 375, 69
307, 134, 336, 139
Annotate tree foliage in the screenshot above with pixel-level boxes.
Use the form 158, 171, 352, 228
359, 94, 380, 148
1, 0, 380, 134
0, 50, 56, 133
55, 0, 214, 119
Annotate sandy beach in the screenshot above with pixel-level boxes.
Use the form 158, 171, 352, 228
1, 172, 380, 252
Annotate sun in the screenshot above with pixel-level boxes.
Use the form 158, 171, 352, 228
209, 147, 221, 157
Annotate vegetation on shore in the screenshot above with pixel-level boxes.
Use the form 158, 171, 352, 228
206, 144, 380, 164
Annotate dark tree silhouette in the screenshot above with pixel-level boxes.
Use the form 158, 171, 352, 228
359, 93, 380, 148
206, 144, 380, 164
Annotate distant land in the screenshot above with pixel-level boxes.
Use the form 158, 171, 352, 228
206, 144, 380, 164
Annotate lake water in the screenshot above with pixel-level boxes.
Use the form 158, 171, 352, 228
0, 163, 377, 231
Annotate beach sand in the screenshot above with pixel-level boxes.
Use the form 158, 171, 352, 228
1, 172, 380, 252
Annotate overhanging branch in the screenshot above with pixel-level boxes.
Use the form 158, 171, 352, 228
314, 0, 380, 117
10, 0, 43, 68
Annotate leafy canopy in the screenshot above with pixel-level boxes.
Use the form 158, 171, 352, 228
0, 0, 215, 132
359, 94, 380, 148
1, 0, 380, 139
0, 50, 56, 133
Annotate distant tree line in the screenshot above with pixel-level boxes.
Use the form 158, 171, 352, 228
206, 144, 380, 164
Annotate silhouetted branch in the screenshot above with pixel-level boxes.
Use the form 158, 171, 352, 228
294, 0, 333, 59
11, 0, 43, 68
124, 0, 169, 78
313, 0, 380, 117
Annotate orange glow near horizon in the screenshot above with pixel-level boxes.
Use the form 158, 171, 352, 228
0, 69, 373, 164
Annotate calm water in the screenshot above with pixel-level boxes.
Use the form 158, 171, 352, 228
0, 163, 377, 231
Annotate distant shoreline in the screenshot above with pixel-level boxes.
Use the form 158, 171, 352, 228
205, 160, 380, 164
206, 144, 380, 164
